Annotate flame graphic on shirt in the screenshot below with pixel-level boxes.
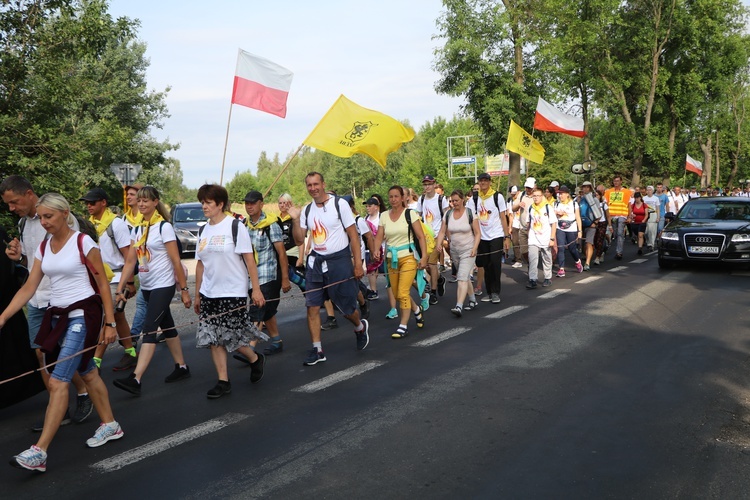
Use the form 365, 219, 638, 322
311, 218, 328, 245
478, 203, 490, 221
136, 245, 151, 266
424, 209, 434, 226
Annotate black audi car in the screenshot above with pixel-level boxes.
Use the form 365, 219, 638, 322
658, 196, 750, 268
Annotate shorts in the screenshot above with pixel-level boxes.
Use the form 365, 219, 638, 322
248, 280, 281, 322
584, 226, 597, 245
48, 317, 96, 383
26, 304, 46, 349
305, 255, 358, 315
427, 247, 441, 265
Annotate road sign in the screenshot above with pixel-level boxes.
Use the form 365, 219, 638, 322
110, 163, 142, 187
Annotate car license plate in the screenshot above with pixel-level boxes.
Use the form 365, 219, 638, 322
688, 246, 719, 254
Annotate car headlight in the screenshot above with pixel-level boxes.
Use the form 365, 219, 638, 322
175, 229, 196, 240
731, 233, 750, 242
661, 231, 679, 241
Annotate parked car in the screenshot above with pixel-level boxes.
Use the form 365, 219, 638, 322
657, 196, 750, 268
170, 202, 207, 257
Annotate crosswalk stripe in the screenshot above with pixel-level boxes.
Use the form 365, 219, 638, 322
538, 289, 570, 299
291, 361, 386, 393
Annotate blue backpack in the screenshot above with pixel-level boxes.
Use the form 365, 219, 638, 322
578, 197, 594, 228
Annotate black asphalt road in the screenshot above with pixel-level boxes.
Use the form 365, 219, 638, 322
1, 248, 750, 499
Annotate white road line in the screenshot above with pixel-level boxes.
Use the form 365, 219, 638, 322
645, 250, 658, 255
413, 327, 471, 347
484, 305, 528, 319
90, 412, 249, 473
629, 258, 648, 264
538, 289, 570, 299
576, 276, 602, 284
608, 266, 629, 272
292, 361, 386, 393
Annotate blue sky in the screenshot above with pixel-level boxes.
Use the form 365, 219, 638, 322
107, 0, 465, 188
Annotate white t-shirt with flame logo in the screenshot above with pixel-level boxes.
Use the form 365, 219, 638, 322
300, 197, 356, 256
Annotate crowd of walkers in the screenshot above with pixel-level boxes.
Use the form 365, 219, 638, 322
0, 170, 735, 472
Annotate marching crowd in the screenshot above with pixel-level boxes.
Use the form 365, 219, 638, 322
0, 169, 742, 472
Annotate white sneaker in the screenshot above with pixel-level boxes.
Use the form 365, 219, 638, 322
86, 421, 124, 448
593, 258, 600, 265
511, 261, 523, 269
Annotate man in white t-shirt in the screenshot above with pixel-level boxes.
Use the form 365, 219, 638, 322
80, 187, 137, 373
289, 172, 368, 366
466, 172, 509, 304
415, 175, 449, 305
512, 177, 536, 269
667, 186, 689, 215
525, 188, 557, 289
641, 185, 661, 250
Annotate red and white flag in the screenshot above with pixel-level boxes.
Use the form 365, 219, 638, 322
533, 97, 585, 138
685, 154, 703, 175
231, 49, 293, 118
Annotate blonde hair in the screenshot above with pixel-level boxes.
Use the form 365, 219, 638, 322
137, 186, 171, 221
278, 193, 293, 204
37, 193, 76, 228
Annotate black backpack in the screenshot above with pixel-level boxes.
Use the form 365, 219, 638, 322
419, 194, 446, 219
471, 191, 501, 215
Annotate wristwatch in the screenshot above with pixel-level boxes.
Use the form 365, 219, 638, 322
105, 322, 117, 328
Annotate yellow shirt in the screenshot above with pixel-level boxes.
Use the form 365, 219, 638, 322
605, 188, 631, 217
379, 209, 412, 260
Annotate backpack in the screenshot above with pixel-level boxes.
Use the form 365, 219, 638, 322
405, 209, 436, 259
578, 197, 594, 229
303, 196, 344, 229
419, 194, 446, 219
444, 208, 474, 235
527, 204, 552, 231
471, 191, 501, 216
355, 215, 369, 248
276, 217, 297, 251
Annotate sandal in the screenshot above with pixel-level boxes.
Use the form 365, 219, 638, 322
414, 306, 425, 328
391, 326, 408, 339
464, 301, 477, 311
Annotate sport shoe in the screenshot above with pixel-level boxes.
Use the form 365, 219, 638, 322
207, 380, 232, 399
491, 293, 501, 304
450, 306, 462, 317
429, 291, 438, 305
593, 257, 600, 265
112, 352, 138, 372
615, 253, 623, 260
391, 326, 408, 339
437, 275, 446, 296
263, 341, 284, 355
421, 296, 430, 312
359, 299, 370, 320
303, 347, 326, 366
11, 445, 47, 472
250, 353, 265, 384
512, 261, 523, 268
526, 280, 537, 289
583, 264, 590, 271
556, 268, 566, 277
474, 287, 483, 296
86, 421, 124, 448
31, 409, 71, 432
542, 279, 552, 287
320, 317, 338, 330
164, 364, 190, 383
448, 275, 458, 283
113, 373, 141, 396
366, 289, 379, 300
355, 319, 369, 351
72, 394, 93, 424
480, 295, 492, 302
385, 308, 398, 320
575, 260, 583, 273
637, 248, 643, 255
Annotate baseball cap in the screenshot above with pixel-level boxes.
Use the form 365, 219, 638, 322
509, 185, 518, 194
523, 177, 536, 189
558, 185, 571, 193
549, 181, 560, 188
422, 175, 436, 183
243, 190, 264, 203
581, 181, 593, 187
363, 197, 379, 206
477, 172, 491, 181
79, 187, 108, 202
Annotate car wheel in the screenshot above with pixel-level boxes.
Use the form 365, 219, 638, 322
657, 252, 674, 269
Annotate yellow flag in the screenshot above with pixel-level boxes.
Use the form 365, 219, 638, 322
506, 120, 545, 164
303, 95, 415, 168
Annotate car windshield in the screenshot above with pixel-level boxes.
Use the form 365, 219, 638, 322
173, 207, 207, 223
677, 200, 750, 221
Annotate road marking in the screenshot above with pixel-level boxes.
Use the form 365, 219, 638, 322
484, 305, 528, 319
630, 258, 648, 263
576, 276, 602, 284
292, 361, 386, 393
538, 289, 570, 299
413, 327, 471, 347
90, 412, 249, 473
608, 266, 628, 272
645, 250, 658, 255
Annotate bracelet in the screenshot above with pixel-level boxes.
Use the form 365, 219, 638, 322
17, 255, 23, 263
181, 287, 189, 291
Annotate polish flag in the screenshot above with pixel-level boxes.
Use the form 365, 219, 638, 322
231, 49, 293, 118
685, 154, 703, 175
533, 97, 586, 138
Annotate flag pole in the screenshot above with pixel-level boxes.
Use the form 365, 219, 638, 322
219, 103, 234, 186
263, 143, 305, 198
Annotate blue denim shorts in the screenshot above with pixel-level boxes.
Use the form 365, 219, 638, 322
48, 317, 96, 383
26, 304, 46, 349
